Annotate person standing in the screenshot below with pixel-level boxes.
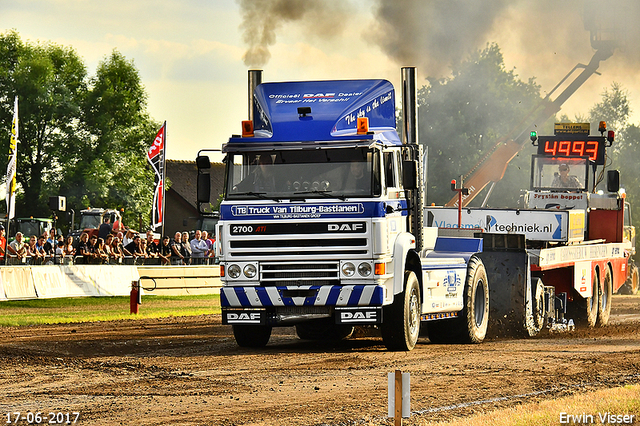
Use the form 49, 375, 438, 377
170, 231, 184, 265
159, 236, 172, 266
190, 230, 208, 265
181, 231, 192, 265
98, 216, 112, 240
0, 225, 6, 262
8, 232, 28, 264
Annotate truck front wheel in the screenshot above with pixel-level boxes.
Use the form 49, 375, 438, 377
232, 325, 272, 348
381, 271, 421, 351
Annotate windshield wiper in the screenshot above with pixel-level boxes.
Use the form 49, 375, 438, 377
231, 191, 269, 199
293, 190, 346, 200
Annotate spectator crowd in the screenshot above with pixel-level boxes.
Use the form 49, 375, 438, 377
0, 222, 217, 266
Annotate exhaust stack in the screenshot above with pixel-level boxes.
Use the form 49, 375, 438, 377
248, 70, 263, 122
401, 67, 418, 146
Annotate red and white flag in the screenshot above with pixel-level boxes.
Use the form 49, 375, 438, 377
147, 122, 166, 231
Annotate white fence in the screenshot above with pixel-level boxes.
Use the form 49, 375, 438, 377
0, 265, 221, 300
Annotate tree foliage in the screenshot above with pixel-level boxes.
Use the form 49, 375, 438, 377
0, 31, 158, 228
418, 43, 545, 206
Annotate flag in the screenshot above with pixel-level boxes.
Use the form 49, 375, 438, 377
147, 122, 166, 231
6, 97, 18, 220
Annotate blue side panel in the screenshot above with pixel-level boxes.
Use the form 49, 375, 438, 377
230, 79, 398, 144
434, 237, 483, 253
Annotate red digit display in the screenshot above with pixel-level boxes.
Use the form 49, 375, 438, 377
537, 136, 605, 165
571, 140, 584, 156
585, 141, 598, 161
544, 140, 557, 156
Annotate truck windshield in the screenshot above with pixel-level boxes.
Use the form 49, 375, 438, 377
531, 156, 589, 192
226, 147, 380, 199
79, 214, 101, 229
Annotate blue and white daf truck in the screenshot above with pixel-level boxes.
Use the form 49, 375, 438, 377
197, 67, 635, 351
196, 68, 490, 351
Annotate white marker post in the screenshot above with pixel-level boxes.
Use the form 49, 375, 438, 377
388, 370, 410, 425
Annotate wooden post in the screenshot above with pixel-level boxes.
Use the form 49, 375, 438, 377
395, 370, 402, 426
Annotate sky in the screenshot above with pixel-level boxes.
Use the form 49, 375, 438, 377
1, 0, 639, 163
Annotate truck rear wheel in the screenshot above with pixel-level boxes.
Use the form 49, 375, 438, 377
569, 271, 599, 328
596, 266, 613, 327
232, 325, 272, 348
381, 271, 420, 351
461, 256, 489, 343
427, 256, 489, 344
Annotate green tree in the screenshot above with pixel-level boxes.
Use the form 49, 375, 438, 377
418, 43, 545, 207
59, 51, 159, 227
0, 31, 159, 230
0, 30, 88, 216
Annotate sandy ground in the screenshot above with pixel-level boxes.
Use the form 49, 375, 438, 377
0, 295, 638, 426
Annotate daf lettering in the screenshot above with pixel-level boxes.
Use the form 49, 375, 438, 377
340, 311, 376, 320
328, 223, 364, 232
227, 312, 261, 321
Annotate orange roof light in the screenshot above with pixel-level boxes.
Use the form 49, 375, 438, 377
599, 121, 607, 133
357, 117, 369, 135
242, 120, 254, 137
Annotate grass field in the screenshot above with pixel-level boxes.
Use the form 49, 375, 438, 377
0, 295, 221, 326
420, 384, 640, 426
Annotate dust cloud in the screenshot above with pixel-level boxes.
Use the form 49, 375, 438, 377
237, 0, 640, 80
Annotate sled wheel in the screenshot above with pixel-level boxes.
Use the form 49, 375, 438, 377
596, 266, 613, 327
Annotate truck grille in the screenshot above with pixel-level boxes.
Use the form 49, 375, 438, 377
260, 262, 340, 286
227, 236, 370, 258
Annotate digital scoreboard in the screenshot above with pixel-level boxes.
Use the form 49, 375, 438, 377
536, 136, 606, 165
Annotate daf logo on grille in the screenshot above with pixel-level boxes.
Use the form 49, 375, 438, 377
328, 223, 364, 232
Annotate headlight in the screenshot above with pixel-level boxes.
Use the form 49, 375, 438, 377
358, 262, 372, 277
341, 262, 355, 277
243, 264, 257, 278
228, 264, 241, 279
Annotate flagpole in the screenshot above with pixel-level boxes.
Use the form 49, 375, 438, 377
160, 121, 167, 238
5, 96, 18, 265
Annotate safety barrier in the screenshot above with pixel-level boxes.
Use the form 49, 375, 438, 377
0, 265, 221, 300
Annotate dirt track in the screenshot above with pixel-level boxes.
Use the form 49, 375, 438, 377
0, 295, 638, 426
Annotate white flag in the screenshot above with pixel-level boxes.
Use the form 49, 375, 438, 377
6, 96, 18, 220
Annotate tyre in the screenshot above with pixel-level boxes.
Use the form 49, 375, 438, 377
427, 256, 489, 344
295, 319, 354, 341
619, 262, 639, 295
460, 256, 490, 343
568, 269, 598, 328
526, 278, 546, 337
381, 271, 421, 351
596, 266, 613, 327
232, 325, 272, 348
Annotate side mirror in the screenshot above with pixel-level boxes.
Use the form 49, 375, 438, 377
197, 173, 211, 203
196, 155, 211, 204
402, 160, 417, 190
196, 155, 211, 169
607, 170, 620, 193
